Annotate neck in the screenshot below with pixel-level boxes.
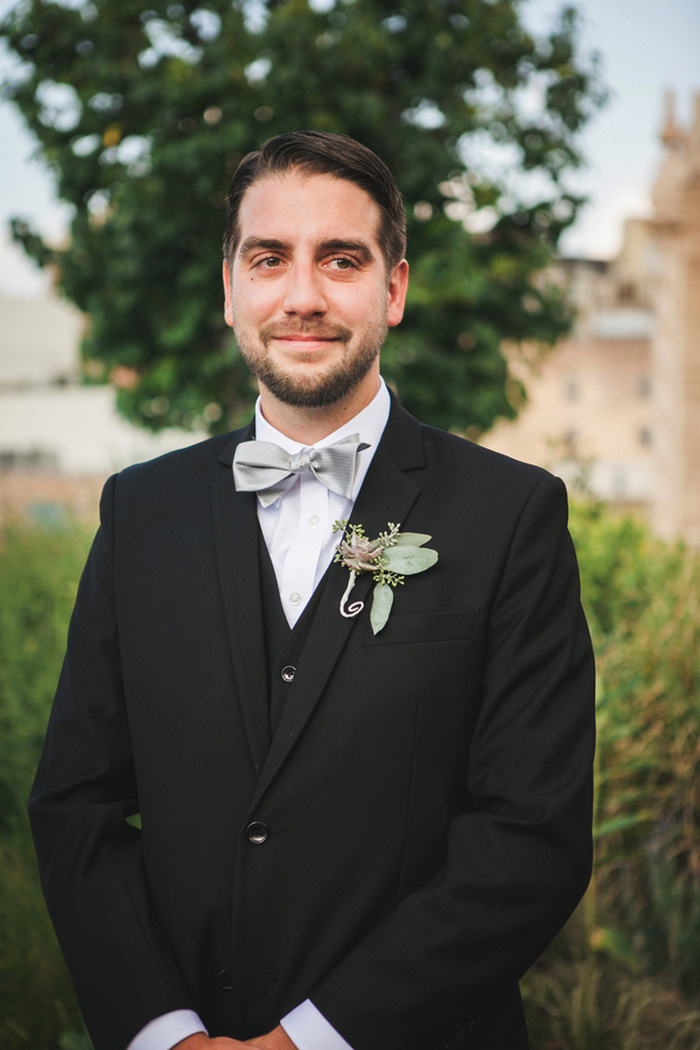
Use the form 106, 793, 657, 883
258, 377, 381, 444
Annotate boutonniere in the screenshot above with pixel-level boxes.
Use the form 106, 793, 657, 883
332, 520, 439, 635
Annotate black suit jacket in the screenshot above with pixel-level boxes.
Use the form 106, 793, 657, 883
29, 397, 595, 1050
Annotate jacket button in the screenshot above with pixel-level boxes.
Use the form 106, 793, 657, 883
281, 665, 296, 683
246, 820, 269, 844
218, 968, 232, 990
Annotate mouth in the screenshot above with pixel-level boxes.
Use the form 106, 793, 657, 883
264, 328, 349, 356
271, 335, 339, 354
273, 334, 338, 343
262, 322, 351, 347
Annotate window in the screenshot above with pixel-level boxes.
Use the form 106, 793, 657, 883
564, 377, 580, 402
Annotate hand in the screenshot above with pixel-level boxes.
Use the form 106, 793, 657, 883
172, 1026, 296, 1050
172, 1035, 253, 1049
245, 1026, 298, 1049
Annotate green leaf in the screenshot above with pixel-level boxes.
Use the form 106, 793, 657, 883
370, 583, 394, 635
392, 532, 432, 547
594, 811, 655, 838
589, 927, 642, 971
382, 546, 439, 575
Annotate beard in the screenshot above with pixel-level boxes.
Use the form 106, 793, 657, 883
235, 318, 388, 409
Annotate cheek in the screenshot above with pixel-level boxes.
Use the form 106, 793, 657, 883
337, 288, 387, 325
232, 286, 274, 326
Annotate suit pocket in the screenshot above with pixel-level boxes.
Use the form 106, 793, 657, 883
363, 609, 478, 646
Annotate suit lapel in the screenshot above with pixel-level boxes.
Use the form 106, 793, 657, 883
244, 399, 426, 819
211, 424, 271, 774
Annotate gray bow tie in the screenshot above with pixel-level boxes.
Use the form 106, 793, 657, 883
233, 434, 369, 507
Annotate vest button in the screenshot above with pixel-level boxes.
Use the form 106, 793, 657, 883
281, 665, 296, 683
218, 968, 232, 990
246, 820, 269, 844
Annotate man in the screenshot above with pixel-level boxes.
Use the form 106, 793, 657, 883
29, 131, 595, 1050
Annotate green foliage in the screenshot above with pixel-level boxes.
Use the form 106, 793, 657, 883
0, 523, 92, 1050
523, 503, 700, 1045
524, 913, 700, 1050
0, 836, 88, 1050
0, 522, 92, 837
1, 0, 605, 435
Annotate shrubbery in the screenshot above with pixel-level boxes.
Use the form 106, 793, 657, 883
0, 523, 92, 1050
1, 505, 698, 1048
524, 503, 700, 1048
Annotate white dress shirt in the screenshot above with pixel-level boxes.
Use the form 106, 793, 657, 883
126, 381, 391, 1050
255, 379, 390, 626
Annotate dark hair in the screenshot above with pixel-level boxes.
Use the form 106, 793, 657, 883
223, 130, 406, 272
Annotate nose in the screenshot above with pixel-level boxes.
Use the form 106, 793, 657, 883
282, 261, 327, 318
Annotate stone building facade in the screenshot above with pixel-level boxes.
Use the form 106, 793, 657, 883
482, 92, 700, 546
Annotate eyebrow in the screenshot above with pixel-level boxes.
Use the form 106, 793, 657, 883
318, 239, 375, 264
237, 237, 290, 258
237, 236, 376, 265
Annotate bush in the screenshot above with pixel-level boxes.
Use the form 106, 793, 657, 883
0, 522, 92, 1050
524, 502, 700, 1046
0, 523, 92, 837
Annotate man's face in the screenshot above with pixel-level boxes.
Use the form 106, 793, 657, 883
223, 170, 408, 412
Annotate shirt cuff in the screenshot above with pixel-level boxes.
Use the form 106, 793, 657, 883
281, 1000, 354, 1050
125, 1009, 208, 1050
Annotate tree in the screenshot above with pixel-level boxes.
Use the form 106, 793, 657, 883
1, 0, 605, 435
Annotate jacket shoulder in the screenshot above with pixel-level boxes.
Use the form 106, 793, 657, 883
111, 426, 247, 496
419, 421, 558, 502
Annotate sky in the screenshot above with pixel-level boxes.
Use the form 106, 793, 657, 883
0, 0, 699, 297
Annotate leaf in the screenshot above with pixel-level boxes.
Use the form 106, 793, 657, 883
588, 926, 642, 971
594, 811, 655, 838
392, 532, 432, 547
370, 583, 394, 635
382, 546, 438, 575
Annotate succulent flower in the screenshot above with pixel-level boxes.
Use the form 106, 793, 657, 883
332, 520, 438, 634
336, 533, 383, 572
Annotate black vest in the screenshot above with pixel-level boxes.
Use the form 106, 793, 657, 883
258, 533, 327, 736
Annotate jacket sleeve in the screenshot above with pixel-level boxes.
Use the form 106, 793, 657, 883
28, 474, 196, 1050
309, 473, 596, 1050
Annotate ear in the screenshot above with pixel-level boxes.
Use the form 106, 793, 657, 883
386, 259, 409, 328
222, 259, 234, 328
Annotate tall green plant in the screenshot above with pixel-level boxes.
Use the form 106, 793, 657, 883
0, 523, 92, 1050
0, 523, 92, 835
592, 544, 700, 995
522, 504, 700, 1046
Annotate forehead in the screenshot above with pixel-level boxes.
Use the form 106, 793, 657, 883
236, 170, 382, 246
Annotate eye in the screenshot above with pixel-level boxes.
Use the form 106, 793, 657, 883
258, 256, 283, 269
328, 256, 357, 271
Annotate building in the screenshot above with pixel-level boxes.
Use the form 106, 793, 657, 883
0, 290, 199, 526
482, 92, 700, 546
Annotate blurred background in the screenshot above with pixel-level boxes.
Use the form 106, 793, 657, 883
1, 1, 698, 1048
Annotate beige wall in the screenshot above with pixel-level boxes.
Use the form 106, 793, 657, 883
483, 92, 700, 546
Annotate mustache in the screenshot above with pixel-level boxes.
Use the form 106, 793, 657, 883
260, 321, 352, 343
